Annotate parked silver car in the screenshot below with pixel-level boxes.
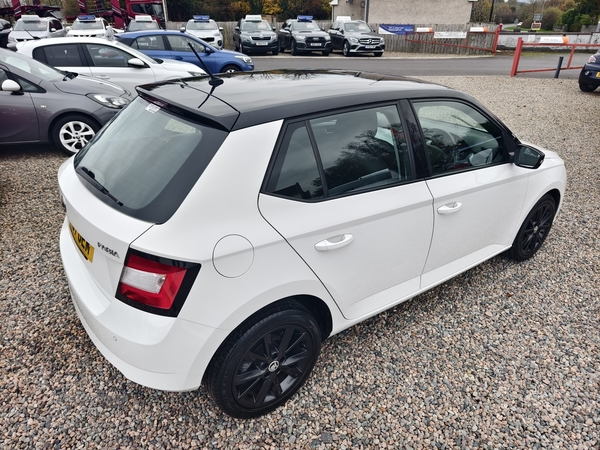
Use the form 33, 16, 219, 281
7, 15, 66, 46
0, 49, 131, 155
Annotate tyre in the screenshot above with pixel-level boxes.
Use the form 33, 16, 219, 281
322, 51, 330, 56
279, 40, 285, 53
51, 114, 100, 156
374, 52, 383, 57
579, 81, 598, 92
272, 48, 279, 56
343, 41, 351, 57
206, 301, 321, 418
507, 194, 556, 261
291, 40, 298, 56
221, 65, 240, 73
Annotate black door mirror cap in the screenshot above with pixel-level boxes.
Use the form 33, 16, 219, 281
515, 144, 545, 170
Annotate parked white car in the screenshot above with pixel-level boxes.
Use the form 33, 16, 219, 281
182, 15, 223, 49
58, 70, 566, 419
8, 15, 66, 46
67, 15, 114, 39
17, 37, 204, 95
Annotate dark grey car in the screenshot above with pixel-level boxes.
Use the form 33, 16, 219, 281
0, 49, 131, 155
328, 20, 384, 57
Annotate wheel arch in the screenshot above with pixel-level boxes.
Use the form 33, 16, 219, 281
201, 294, 333, 386
47, 111, 101, 143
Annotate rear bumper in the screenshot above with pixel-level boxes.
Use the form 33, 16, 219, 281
60, 218, 226, 391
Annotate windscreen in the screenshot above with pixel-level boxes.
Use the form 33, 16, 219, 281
72, 21, 103, 30
15, 20, 48, 31
188, 20, 216, 30
73, 97, 228, 223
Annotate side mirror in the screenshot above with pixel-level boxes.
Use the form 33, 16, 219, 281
234, 26, 240, 32
272, 26, 276, 31
66, 26, 72, 31
127, 57, 146, 68
50, 28, 56, 32
514, 145, 545, 169
180, 27, 185, 32
1, 79, 22, 93
219, 26, 223, 31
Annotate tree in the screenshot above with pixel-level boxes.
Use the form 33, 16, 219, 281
541, 6, 562, 29
470, 0, 493, 22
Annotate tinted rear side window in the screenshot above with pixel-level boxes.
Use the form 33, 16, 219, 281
35, 44, 84, 67
74, 98, 228, 223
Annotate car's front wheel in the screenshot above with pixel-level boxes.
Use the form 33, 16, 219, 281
291, 40, 298, 56
579, 81, 598, 92
343, 41, 351, 57
206, 301, 321, 418
507, 194, 556, 261
51, 115, 100, 156
221, 65, 240, 73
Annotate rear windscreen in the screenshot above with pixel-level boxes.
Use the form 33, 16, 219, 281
73, 98, 227, 223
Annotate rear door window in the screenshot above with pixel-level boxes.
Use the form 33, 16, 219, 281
265, 104, 413, 200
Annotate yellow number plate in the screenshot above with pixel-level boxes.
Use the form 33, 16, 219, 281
69, 222, 94, 262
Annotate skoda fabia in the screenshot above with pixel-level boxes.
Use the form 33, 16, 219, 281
58, 70, 567, 418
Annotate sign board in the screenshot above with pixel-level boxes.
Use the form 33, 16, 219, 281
378, 24, 415, 35
469, 26, 487, 32
533, 14, 543, 22
539, 36, 568, 44
434, 31, 467, 39
530, 22, 542, 31
416, 27, 433, 33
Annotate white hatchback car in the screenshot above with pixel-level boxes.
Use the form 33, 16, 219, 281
67, 15, 114, 39
182, 15, 223, 49
16, 37, 204, 95
58, 70, 566, 418
7, 15, 66, 45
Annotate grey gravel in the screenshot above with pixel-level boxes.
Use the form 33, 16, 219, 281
1, 77, 599, 449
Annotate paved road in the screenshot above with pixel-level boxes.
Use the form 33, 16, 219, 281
251, 52, 591, 79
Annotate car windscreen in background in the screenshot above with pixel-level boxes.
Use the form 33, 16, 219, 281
73, 98, 227, 224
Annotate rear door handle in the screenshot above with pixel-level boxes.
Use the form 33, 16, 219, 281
315, 234, 354, 252
437, 202, 462, 215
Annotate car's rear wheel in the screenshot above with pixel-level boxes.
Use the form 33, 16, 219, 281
343, 41, 351, 57
291, 40, 298, 56
221, 65, 240, 73
507, 194, 556, 261
51, 115, 100, 156
206, 301, 321, 418
579, 81, 598, 92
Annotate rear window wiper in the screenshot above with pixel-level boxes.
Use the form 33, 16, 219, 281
77, 166, 123, 206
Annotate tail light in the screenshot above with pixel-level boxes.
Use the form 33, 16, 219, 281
117, 250, 200, 317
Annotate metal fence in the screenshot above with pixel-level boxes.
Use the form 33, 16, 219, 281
167, 21, 501, 55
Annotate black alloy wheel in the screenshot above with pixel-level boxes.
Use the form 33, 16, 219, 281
291, 40, 298, 56
507, 194, 556, 261
206, 301, 321, 418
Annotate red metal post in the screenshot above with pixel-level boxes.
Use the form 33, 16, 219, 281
510, 37, 523, 77
492, 27, 501, 55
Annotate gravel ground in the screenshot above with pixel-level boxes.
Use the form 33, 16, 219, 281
1, 77, 599, 449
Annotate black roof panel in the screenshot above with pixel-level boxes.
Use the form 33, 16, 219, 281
136, 70, 466, 131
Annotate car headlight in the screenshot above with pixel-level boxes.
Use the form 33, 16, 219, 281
87, 94, 130, 109
325, 35, 331, 41
214, 31, 220, 37
188, 71, 205, 77
295, 35, 306, 41
8, 35, 15, 42
235, 55, 252, 64
241, 35, 252, 42
349, 37, 359, 43
588, 55, 597, 64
